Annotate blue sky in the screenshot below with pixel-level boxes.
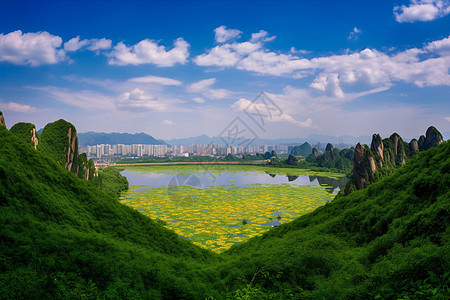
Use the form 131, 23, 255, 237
1, 0, 450, 140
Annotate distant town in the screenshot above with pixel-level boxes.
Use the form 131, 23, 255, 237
80, 142, 352, 163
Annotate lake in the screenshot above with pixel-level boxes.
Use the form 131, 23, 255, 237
118, 165, 348, 252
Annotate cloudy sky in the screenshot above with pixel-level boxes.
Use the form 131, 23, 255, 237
1, 0, 450, 140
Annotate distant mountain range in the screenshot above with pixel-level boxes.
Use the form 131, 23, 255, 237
74, 131, 450, 147
78, 132, 167, 147
165, 134, 373, 146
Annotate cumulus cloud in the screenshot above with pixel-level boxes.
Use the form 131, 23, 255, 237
88, 38, 112, 51
347, 27, 362, 40
232, 98, 313, 128
128, 75, 182, 86
163, 119, 173, 125
214, 25, 242, 43
194, 27, 270, 67
64, 36, 88, 52
0, 30, 65, 66
197, 27, 450, 98
117, 88, 168, 111
446, 116, 450, 121
108, 37, 189, 67
250, 30, 276, 42
394, 0, 450, 23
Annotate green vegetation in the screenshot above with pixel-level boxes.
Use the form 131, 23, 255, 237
0, 118, 449, 299
39, 119, 79, 173
0, 125, 219, 299
9, 122, 37, 148
290, 142, 312, 157
306, 146, 353, 172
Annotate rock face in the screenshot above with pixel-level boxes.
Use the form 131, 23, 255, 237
312, 147, 319, 158
38, 119, 96, 181
0, 111, 5, 127
347, 126, 444, 194
10, 122, 38, 149
422, 126, 443, 150
409, 139, 419, 155
325, 143, 334, 152
352, 143, 370, 190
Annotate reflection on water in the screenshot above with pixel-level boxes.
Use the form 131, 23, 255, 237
120, 168, 349, 194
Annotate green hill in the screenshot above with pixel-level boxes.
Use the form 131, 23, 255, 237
0, 118, 449, 299
0, 124, 220, 299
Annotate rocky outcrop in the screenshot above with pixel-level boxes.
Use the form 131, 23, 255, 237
0, 111, 4, 127
347, 126, 444, 194
422, 126, 443, 150
290, 142, 312, 157
352, 143, 370, 190
39, 119, 80, 176
409, 139, 419, 155
312, 147, 319, 158
10, 122, 38, 149
78, 153, 95, 180
306, 143, 354, 172
325, 143, 334, 152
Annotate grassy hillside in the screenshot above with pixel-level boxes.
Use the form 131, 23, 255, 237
0, 125, 221, 299
222, 141, 450, 298
1, 120, 449, 299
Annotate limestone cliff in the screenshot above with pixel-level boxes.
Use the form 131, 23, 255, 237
346, 126, 444, 194
0, 111, 5, 127
306, 143, 354, 172
39, 119, 80, 175
10, 122, 39, 149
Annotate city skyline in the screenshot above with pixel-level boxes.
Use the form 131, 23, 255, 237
1, 0, 450, 140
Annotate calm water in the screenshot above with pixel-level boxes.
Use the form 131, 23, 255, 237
119, 167, 349, 194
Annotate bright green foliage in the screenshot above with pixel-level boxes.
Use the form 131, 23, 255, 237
0, 125, 220, 299
9, 122, 36, 147
1, 120, 449, 299
222, 141, 450, 298
94, 167, 129, 196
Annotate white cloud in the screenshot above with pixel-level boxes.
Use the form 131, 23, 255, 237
128, 75, 182, 86
310, 73, 344, 98
187, 78, 230, 100
88, 38, 112, 51
64, 36, 111, 53
0, 30, 65, 66
425, 35, 450, 54
108, 37, 189, 66
446, 116, 450, 121
117, 88, 168, 111
232, 98, 313, 128
187, 78, 216, 92
0, 101, 38, 113
192, 97, 205, 103
64, 36, 88, 52
163, 119, 173, 125
214, 25, 242, 43
194, 44, 242, 67
237, 51, 311, 76
250, 30, 276, 42
347, 27, 362, 40
394, 0, 450, 23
